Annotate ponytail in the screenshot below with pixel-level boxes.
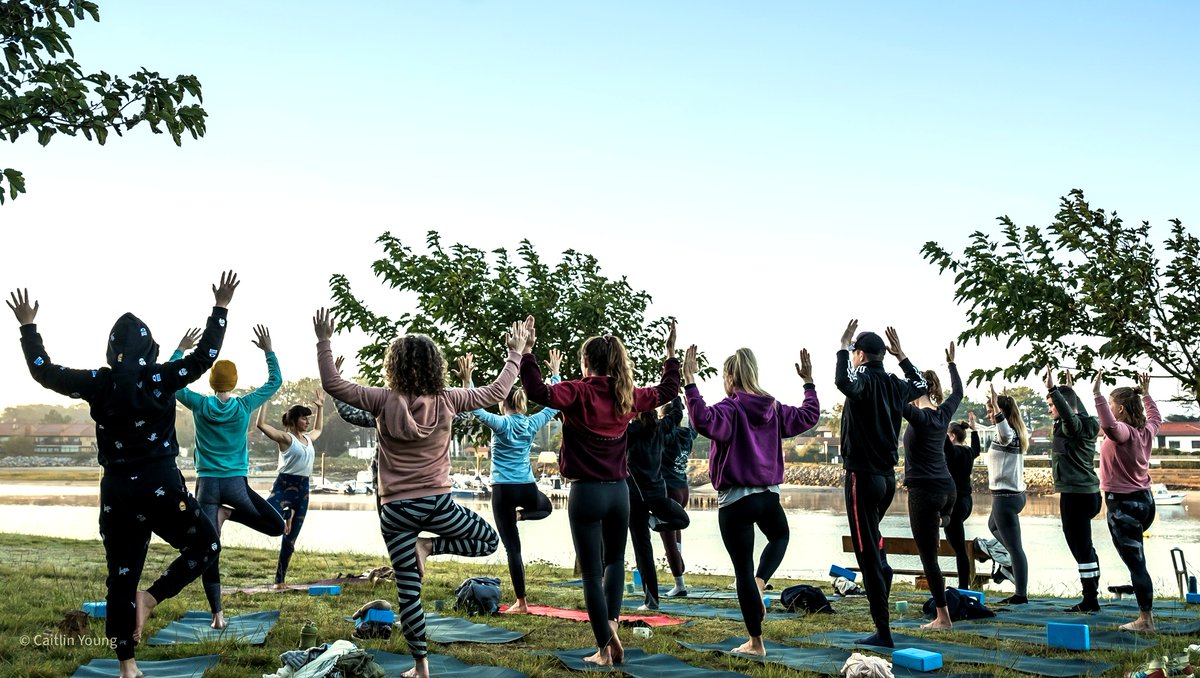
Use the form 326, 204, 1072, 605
722, 348, 770, 396
1110, 386, 1147, 428
504, 386, 528, 415
923, 370, 943, 405
581, 335, 636, 415
996, 395, 1030, 452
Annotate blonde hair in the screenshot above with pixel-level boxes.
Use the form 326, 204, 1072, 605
1110, 386, 1147, 428
723, 348, 770, 397
581, 335, 636, 415
503, 387, 528, 415
996, 395, 1030, 452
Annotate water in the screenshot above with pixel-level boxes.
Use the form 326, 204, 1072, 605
1, 483, 1197, 599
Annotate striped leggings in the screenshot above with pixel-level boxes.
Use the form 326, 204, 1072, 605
380, 493, 499, 658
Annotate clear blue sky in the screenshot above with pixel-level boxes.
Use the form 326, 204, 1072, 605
3, 1, 1199, 411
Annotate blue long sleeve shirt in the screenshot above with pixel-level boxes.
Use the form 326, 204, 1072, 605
472, 376, 559, 484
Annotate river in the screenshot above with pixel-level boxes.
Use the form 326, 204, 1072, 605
1, 482, 1197, 599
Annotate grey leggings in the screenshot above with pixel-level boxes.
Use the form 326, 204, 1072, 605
196, 476, 285, 612
988, 491, 1028, 596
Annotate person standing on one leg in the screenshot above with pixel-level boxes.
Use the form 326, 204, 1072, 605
835, 320, 928, 649
1095, 369, 1161, 633
943, 414, 981, 590
257, 396, 324, 590
1044, 366, 1102, 612
985, 384, 1031, 605
659, 397, 696, 598
685, 345, 820, 657
8, 274, 237, 678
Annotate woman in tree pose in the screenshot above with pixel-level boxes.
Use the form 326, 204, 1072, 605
316, 309, 529, 678
985, 384, 1031, 605
8, 273, 238, 678
459, 349, 562, 614
1044, 366, 1103, 612
659, 397, 697, 598
520, 323, 680, 667
1094, 369, 1161, 632
683, 345, 820, 656
901, 343, 962, 630
171, 323, 284, 628
943, 413, 981, 590
256, 393, 324, 590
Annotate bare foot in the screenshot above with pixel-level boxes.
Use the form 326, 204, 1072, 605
271, 582, 290, 591
921, 618, 953, 630
285, 515, 294, 535
1120, 618, 1156, 633
216, 506, 232, 535
118, 658, 144, 678
414, 537, 433, 578
401, 656, 430, 678
210, 611, 227, 630
608, 620, 624, 664
583, 646, 613, 667
132, 591, 157, 642
516, 511, 525, 522
731, 637, 767, 656
755, 576, 768, 617
508, 599, 529, 614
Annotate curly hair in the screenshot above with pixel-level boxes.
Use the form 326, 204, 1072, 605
385, 334, 447, 396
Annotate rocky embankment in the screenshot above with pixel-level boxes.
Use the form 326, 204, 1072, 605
690, 463, 1056, 495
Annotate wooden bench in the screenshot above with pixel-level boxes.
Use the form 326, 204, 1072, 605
840, 535, 989, 591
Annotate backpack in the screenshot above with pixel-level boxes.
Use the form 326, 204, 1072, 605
922, 588, 995, 621
780, 584, 834, 614
454, 576, 501, 615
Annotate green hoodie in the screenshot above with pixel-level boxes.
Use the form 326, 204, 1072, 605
1048, 386, 1100, 494
173, 350, 282, 477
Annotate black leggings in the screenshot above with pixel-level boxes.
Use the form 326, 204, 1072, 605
845, 471, 895, 640
660, 485, 689, 577
718, 491, 789, 637
100, 463, 220, 661
944, 492, 973, 589
196, 476, 285, 613
1106, 489, 1156, 612
907, 485, 956, 607
568, 481, 629, 650
491, 482, 552, 599
628, 479, 660, 608
1060, 492, 1101, 597
988, 491, 1028, 596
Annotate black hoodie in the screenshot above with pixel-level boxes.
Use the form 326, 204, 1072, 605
626, 412, 675, 500
20, 307, 228, 468
835, 350, 928, 476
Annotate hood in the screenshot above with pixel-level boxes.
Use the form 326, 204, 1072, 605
198, 395, 246, 424
106, 313, 160, 372
732, 391, 778, 426
384, 394, 443, 442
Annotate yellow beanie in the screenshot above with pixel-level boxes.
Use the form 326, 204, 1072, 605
209, 360, 238, 392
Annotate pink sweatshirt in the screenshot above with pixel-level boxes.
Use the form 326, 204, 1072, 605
318, 341, 520, 503
1095, 393, 1161, 494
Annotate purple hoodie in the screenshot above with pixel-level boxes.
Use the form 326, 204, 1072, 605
685, 383, 820, 491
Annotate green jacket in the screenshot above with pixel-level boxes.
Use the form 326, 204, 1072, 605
1048, 387, 1100, 494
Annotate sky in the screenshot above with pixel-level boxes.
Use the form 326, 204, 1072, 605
3, 1, 1199, 414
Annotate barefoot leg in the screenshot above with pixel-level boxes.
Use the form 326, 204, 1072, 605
210, 610, 227, 630
607, 619, 624, 664
508, 597, 529, 614
401, 656, 430, 678
414, 537, 433, 578
118, 658, 144, 678
921, 605, 953, 630
132, 590, 157, 642
731, 637, 767, 656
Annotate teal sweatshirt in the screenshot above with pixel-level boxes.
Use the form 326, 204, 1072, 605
172, 349, 282, 477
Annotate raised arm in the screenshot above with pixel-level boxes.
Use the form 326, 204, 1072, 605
158, 272, 237, 392
314, 308, 389, 413
307, 390, 325, 442
10, 289, 103, 401
241, 325, 283, 410
781, 348, 821, 436
834, 319, 865, 399
445, 318, 528, 412
1141, 373, 1162, 436
170, 329, 203, 409
682, 345, 736, 442
938, 355, 964, 417
632, 321, 681, 411
460, 354, 511, 431
256, 404, 291, 448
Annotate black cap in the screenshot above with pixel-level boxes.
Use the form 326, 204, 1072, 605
851, 331, 885, 355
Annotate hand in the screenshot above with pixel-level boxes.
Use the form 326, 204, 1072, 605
986, 383, 999, 415
945, 342, 955, 364
334, 355, 345, 375
683, 345, 698, 384
1138, 372, 1150, 395
839, 319, 858, 349
664, 320, 677, 361
967, 411, 977, 430
884, 327, 905, 361
523, 315, 536, 353
313, 308, 335, 342
313, 389, 325, 407
252, 324, 272, 353
1044, 364, 1055, 390
458, 353, 475, 387
505, 319, 530, 352
795, 348, 813, 384
212, 270, 240, 308
1063, 368, 1074, 387
1092, 368, 1105, 396
176, 328, 201, 352
546, 348, 563, 376
6, 289, 38, 325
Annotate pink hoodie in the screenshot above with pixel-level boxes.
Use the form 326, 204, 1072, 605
1095, 393, 1161, 494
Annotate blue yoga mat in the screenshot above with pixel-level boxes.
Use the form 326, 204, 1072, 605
72, 655, 219, 677
678, 637, 992, 678
146, 609, 279, 646
793, 630, 1115, 677
369, 650, 528, 677
341, 612, 528, 643
1021, 597, 1197, 617
968, 609, 1200, 635
622, 600, 798, 621
894, 619, 1159, 652
545, 647, 745, 676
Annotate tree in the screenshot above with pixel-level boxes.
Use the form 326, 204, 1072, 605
329, 232, 716, 444
1, 0, 207, 203
922, 190, 1200, 404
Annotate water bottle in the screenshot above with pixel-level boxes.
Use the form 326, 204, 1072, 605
633, 568, 642, 588
298, 620, 318, 649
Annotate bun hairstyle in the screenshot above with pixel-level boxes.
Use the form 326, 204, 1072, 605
996, 394, 1030, 452
923, 370, 944, 405
723, 348, 770, 397
581, 335, 635, 415
634, 407, 659, 436
385, 334, 447, 396
282, 404, 313, 429
503, 386, 528, 415
948, 421, 968, 444
1110, 386, 1148, 428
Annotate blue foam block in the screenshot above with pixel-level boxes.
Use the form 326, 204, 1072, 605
357, 608, 395, 626
82, 602, 106, 618
829, 565, 857, 582
893, 647, 942, 671
956, 588, 985, 605
1186, 592, 1200, 604
308, 585, 342, 596
1047, 622, 1090, 650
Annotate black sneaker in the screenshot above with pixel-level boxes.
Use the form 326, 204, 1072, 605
997, 594, 1028, 605
1065, 598, 1101, 613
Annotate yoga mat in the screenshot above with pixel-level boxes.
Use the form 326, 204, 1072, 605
368, 650, 528, 677
1022, 597, 1196, 616
894, 619, 1159, 651
793, 630, 1116, 677
224, 576, 365, 595
146, 609, 279, 646
72, 655, 219, 677
553, 579, 723, 597
544, 647, 744, 676
424, 613, 528, 643
678, 637, 991, 678
623, 600, 799, 621
502, 604, 688, 627
974, 609, 1200, 635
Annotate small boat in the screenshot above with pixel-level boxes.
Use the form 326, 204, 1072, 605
1152, 483, 1188, 506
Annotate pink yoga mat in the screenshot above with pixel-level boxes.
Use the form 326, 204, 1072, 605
500, 604, 687, 627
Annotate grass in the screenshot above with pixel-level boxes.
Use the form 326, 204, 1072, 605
0, 533, 1191, 677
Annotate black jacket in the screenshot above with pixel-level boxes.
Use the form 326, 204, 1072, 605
901, 362, 963, 489
20, 307, 228, 468
659, 397, 695, 489
626, 413, 674, 500
835, 350, 927, 476
945, 431, 981, 498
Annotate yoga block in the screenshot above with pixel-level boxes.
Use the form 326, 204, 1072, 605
632, 569, 642, 588
1047, 622, 1090, 650
1185, 592, 1200, 604
895, 600, 909, 613
956, 588, 985, 605
893, 648, 942, 671
82, 602, 106, 618
357, 608, 394, 626
829, 565, 857, 582
308, 585, 342, 596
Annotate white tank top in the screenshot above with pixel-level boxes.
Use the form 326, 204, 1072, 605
278, 433, 315, 477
